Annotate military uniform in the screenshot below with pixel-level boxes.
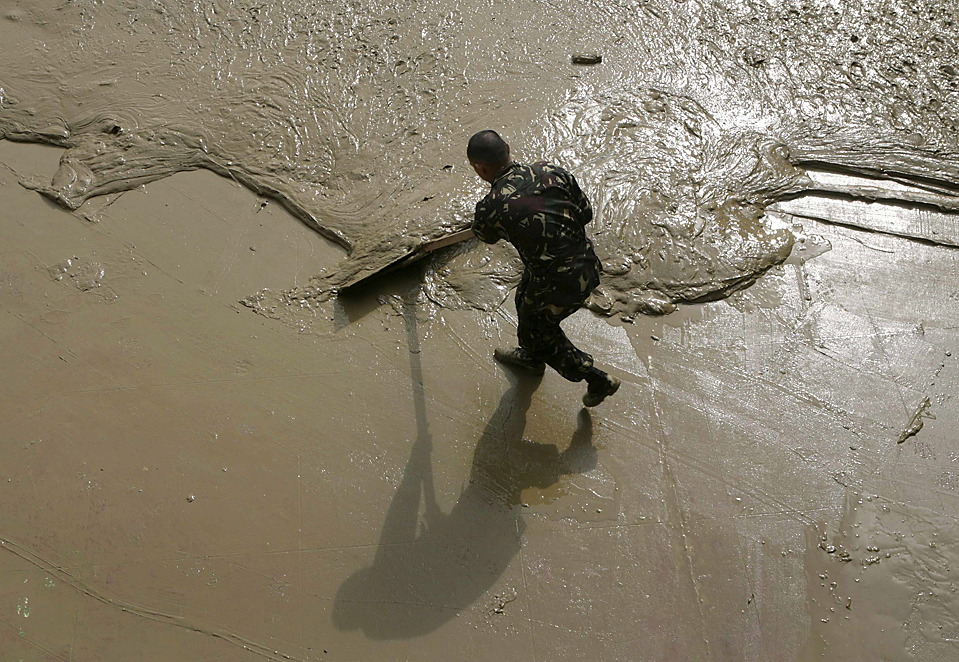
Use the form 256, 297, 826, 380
472, 161, 602, 382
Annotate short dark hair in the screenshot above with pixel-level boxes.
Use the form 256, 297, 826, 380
467, 130, 509, 166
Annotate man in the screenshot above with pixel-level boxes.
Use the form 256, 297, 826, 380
467, 130, 620, 407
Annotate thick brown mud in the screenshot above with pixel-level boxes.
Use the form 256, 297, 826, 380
3, 1, 959, 661
3, 0, 959, 320
2, 136, 959, 659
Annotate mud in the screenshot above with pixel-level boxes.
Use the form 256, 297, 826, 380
3, 0, 959, 319
804, 493, 959, 661
3, 0, 959, 661
3, 136, 959, 660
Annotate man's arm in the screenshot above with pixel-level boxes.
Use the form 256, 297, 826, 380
471, 197, 504, 244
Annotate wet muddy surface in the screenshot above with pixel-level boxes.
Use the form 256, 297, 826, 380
805, 493, 959, 661
3, 0, 959, 316
2, 0, 959, 660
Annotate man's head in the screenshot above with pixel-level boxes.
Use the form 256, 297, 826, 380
467, 130, 510, 183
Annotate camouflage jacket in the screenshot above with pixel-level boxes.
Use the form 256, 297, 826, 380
472, 162, 600, 283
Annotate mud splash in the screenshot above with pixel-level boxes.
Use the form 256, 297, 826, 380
2, 0, 959, 320
47, 256, 104, 292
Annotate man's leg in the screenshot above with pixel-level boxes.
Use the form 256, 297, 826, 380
516, 301, 592, 382
516, 299, 619, 405
493, 270, 547, 374
498, 268, 618, 405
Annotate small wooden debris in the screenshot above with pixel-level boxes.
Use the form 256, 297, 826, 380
571, 53, 602, 65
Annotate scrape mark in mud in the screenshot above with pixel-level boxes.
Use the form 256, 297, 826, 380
776, 170, 959, 249
0, 538, 305, 662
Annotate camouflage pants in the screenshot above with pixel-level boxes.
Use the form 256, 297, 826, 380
515, 259, 601, 383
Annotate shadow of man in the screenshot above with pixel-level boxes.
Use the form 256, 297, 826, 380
332, 296, 597, 639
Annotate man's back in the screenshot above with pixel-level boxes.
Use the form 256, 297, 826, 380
472, 162, 596, 278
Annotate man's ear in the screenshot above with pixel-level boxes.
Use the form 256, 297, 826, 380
472, 162, 491, 181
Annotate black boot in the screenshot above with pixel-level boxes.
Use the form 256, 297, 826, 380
583, 369, 620, 407
493, 347, 546, 375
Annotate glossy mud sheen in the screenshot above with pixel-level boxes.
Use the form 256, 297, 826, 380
2, 0, 959, 661
3, 0, 959, 319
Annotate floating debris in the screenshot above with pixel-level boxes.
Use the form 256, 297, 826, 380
488, 588, 518, 615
